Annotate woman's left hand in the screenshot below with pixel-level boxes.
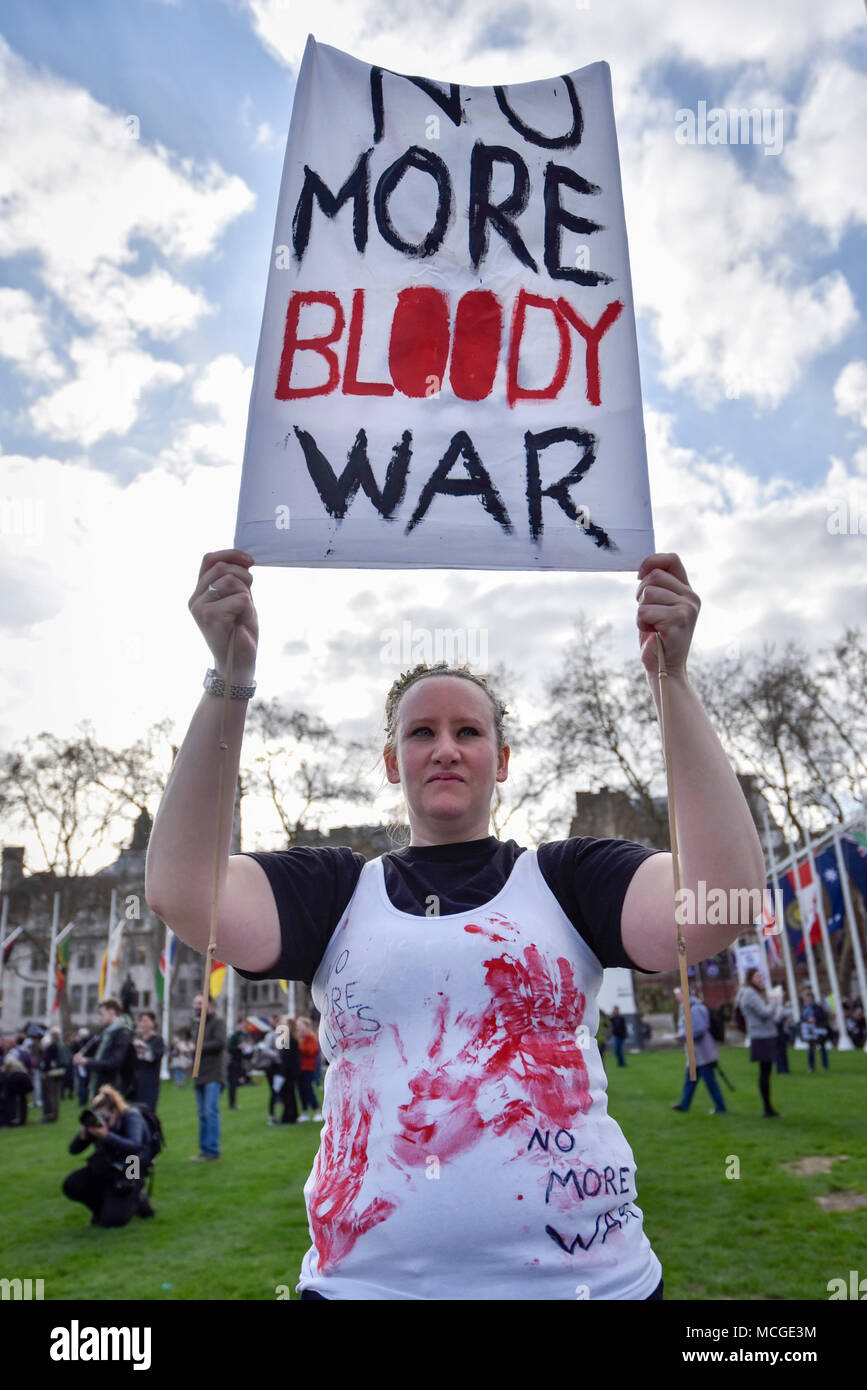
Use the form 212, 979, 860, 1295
636, 552, 700, 676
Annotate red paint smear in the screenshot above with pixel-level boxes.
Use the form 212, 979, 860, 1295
464, 923, 506, 943
393, 944, 591, 1169
388, 1022, 408, 1066
308, 1059, 397, 1273
426, 995, 450, 1061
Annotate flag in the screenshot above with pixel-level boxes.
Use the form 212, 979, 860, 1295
781, 850, 844, 958
53, 936, 70, 1011
278, 980, 289, 995
2, 926, 23, 966
760, 886, 781, 967
209, 960, 227, 999
99, 921, 125, 1000
156, 933, 177, 1004
842, 833, 867, 912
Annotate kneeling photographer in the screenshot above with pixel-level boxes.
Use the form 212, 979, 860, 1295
62, 1084, 155, 1227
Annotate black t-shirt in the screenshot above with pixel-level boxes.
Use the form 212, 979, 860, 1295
236, 836, 663, 986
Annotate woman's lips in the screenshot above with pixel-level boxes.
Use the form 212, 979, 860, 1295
428, 774, 464, 782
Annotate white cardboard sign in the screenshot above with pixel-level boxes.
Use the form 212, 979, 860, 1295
234, 36, 654, 571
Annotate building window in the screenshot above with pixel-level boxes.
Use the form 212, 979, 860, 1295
30, 952, 41, 971
77, 950, 95, 970
86, 984, 99, 1013
176, 978, 188, 1005
22, 986, 34, 1015
70, 985, 83, 1013
251, 985, 258, 1002
37, 986, 47, 1016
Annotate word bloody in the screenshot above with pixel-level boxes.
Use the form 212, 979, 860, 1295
276, 287, 623, 409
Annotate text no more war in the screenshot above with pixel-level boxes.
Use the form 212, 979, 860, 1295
270, 67, 630, 548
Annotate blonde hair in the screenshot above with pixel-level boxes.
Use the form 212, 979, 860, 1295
93, 1084, 128, 1114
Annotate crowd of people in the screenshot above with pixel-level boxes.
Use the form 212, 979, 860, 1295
0, 995, 324, 1227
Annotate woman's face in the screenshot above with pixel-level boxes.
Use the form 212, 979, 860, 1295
383, 676, 509, 846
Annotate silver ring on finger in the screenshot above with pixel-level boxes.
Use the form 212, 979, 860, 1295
207, 583, 221, 598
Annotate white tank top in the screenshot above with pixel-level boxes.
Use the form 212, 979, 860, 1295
298, 846, 662, 1300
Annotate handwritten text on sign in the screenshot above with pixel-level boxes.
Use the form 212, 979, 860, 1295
234, 37, 653, 570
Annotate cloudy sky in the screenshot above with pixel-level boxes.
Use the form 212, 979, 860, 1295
1, 0, 865, 865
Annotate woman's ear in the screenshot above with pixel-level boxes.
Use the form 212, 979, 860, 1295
383, 744, 401, 785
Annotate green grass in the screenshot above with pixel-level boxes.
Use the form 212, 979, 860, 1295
1, 1051, 865, 1300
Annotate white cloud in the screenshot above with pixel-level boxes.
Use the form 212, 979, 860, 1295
783, 60, 867, 244
0, 288, 65, 381
161, 354, 253, 469
28, 339, 185, 446
0, 37, 254, 444
834, 360, 867, 430
244, 0, 859, 90
623, 112, 858, 407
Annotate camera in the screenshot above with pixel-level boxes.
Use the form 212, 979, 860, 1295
79, 1107, 110, 1129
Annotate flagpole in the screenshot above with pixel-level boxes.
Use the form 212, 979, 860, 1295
226, 961, 236, 1036
45, 892, 61, 1026
761, 808, 803, 1046
160, 925, 173, 1081
804, 823, 851, 1050
105, 888, 117, 999
51, 921, 76, 1015
0, 897, 23, 1026
832, 832, 867, 1053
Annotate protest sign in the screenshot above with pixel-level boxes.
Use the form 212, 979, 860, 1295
234, 35, 654, 570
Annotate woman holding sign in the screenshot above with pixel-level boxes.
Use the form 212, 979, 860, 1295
145, 548, 764, 1300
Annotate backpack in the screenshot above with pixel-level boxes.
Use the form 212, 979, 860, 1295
732, 1004, 747, 1033
132, 1103, 165, 1163
708, 1008, 725, 1043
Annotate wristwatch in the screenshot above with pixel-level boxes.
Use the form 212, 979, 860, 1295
203, 668, 257, 700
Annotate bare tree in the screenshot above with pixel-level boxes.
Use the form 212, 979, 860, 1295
242, 700, 376, 843
532, 616, 668, 840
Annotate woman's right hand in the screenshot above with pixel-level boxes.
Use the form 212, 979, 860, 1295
189, 549, 259, 681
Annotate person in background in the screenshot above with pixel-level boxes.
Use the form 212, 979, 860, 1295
62, 1083, 154, 1226
670, 987, 727, 1115
133, 1011, 165, 1112
73, 999, 133, 1097
1, 1038, 33, 1125
735, 968, 783, 1117
609, 1006, 627, 1068
801, 987, 830, 1072
190, 992, 225, 1160
73, 1027, 91, 1105
272, 1015, 299, 1124
226, 1012, 248, 1111
62, 1031, 77, 1099
295, 1017, 322, 1121
772, 987, 792, 1074
845, 999, 865, 1049
40, 1026, 70, 1123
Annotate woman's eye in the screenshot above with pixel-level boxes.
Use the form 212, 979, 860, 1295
411, 726, 478, 736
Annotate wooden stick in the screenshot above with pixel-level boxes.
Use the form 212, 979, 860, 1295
655, 633, 697, 1082
193, 627, 236, 1079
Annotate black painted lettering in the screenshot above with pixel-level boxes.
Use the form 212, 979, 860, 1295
527, 1128, 550, 1152
554, 1128, 575, 1153
292, 150, 372, 262
374, 147, 452, 258
405, 430, 513, 535
468, 142, 536, 273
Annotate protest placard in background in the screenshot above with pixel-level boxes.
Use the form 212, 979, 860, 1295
234, 35, 654, 570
